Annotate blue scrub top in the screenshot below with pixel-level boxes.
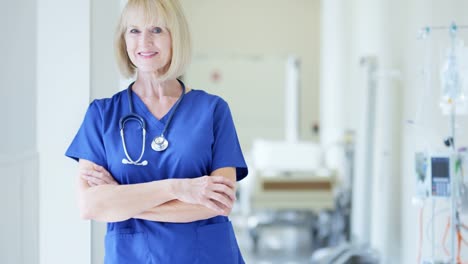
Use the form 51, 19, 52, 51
65, 83, 248, 264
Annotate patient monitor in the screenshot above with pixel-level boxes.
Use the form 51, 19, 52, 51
430, 155, 451, 197
415, 153, 455, 198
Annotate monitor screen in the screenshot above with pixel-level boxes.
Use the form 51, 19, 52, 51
431, 157, 449, 179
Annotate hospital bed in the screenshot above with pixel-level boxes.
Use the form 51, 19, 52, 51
248, 139, 336, 210
243, 139, 338, 253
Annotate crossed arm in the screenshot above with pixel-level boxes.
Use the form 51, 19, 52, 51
77, 159, 237, 223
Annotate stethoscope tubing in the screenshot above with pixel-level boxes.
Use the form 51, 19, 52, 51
119, 80, 186, 166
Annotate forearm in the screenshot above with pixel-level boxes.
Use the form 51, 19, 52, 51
79, 161, 236, 223
80, 179, 175, 222
133, 200, 224, 223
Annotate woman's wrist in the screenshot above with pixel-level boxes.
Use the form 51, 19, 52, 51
168, 178, 183, 200
146, 179, 179, 201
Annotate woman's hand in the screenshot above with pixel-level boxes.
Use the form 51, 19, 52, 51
80, 164, 119, 187
172, 176, 236, 215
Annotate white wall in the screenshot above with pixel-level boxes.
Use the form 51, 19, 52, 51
37, 0, 91, 263
1, 0, 39, 263
91, 0, 121, 99
1, 0, 37, 155
181, 0, 321, 141
0, 154, 39, 264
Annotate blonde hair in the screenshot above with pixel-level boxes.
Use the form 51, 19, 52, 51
115, 0, 192, 81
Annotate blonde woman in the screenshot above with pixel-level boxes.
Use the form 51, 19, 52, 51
65, 0, 248, 263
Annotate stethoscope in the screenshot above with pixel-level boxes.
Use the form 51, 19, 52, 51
119, 80, 186, 166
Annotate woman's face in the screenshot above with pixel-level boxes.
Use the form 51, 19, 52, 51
124, 20, 172, 76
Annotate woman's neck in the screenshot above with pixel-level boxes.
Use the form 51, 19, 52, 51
132, 76, 181, 100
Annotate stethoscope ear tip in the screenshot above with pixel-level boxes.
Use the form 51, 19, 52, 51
122, 158, 148, 166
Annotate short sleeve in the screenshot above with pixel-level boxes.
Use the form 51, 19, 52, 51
65, 100, 107, 167
211, 99, 248, 181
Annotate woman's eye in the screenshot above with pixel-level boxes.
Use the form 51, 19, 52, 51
129, 29, 139, 34
152, 27, 162, 34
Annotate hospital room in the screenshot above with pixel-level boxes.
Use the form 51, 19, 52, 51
4, 0, 468, 263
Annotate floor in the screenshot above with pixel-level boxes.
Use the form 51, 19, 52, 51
232, 214, 315, 264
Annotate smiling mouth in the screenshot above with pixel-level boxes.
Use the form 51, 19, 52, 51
138, 52, 158, 58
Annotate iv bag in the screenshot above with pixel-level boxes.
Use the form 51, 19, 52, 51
440, 41, 468, 115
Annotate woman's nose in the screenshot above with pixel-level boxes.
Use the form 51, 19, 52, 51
140, 32, 153, 45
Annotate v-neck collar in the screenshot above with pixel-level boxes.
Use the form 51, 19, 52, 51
127, 80, 188, 131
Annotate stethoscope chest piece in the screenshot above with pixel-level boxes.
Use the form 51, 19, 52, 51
151, 135, 168, 152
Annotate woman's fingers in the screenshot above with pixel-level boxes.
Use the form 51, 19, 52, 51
80, 170, 106, 183
209, 176, 235, 188
203, 198, 231, 214
87, 180, 97, 187
212, 200, 230, 216
80, 168, 118, 186
208, 192, 233, 209
81, 174, 106, 185
203, 199, 224, 213
92, 164, 116, 183
173, 176, 237, 215
211, 183, 236, 202
93, 164, 104, 172
102, 172, 118, 185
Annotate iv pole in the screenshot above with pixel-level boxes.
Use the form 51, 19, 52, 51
421, 22, 466, 264
448, 22, 458, 264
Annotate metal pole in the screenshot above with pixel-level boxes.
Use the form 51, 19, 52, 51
449, 22, 457, 264
450, 104, 456, 264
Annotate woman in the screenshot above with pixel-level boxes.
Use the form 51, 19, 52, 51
65, 0, 248, 263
